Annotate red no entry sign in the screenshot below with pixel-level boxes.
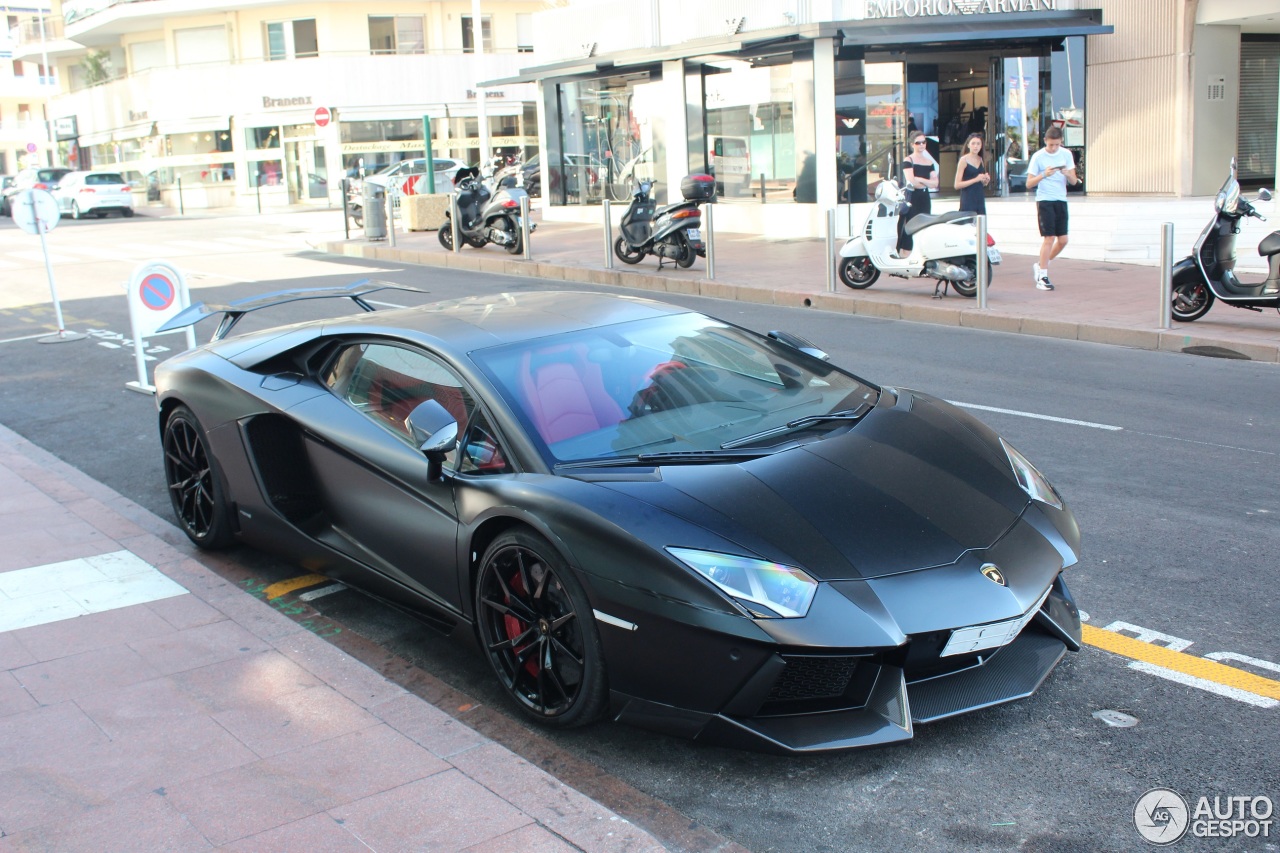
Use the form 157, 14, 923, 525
315, 106, 331, 128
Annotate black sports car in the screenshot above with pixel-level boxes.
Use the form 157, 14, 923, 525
155, 284, 1083, 754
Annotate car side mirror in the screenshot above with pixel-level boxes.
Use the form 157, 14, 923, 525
406, 399, 458, 481
767, 330, 829, 361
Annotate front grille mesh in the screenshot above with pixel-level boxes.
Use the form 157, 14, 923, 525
768, 655, 860, 702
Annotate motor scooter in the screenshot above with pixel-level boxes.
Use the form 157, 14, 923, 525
1171, 159, 1278, 322
836, 179, 999, 298
438, 167, 534, 255
614, 175, 712, 269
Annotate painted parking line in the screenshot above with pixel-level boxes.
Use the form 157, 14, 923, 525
262, 573, 330, 600
1081, 624, 1280, 707
298, 583, 347, 602
948, 401, 1123, 431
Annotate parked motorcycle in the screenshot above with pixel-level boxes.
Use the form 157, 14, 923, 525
438, 166, 534, 255
614, 174, 713, 269
1171, 160, 1277, 322
836, 179, 999, 298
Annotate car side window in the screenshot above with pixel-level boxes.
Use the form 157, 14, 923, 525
458, 407, 513, 476
324, 342, 476, 468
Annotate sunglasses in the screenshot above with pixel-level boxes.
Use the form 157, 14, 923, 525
912, 139, 927, 145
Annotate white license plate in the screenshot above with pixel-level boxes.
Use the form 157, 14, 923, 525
940, 587, 1050, 657
987, 247, 1002, 265
686, 229, 701, 240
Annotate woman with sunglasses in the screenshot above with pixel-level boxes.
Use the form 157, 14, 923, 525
895, 133, 938, 257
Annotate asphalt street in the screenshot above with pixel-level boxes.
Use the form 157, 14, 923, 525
0, 211, 1276, 852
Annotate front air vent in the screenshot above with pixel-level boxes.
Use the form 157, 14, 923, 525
757, 654, 876, 716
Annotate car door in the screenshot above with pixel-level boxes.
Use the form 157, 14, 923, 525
288, 341, 479, 612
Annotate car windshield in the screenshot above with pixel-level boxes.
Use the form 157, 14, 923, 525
472, 313, 879, 465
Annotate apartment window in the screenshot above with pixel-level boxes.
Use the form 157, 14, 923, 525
174, 26, 230, 66
461, 15, 492, 53
516, 14, 533, 53
13, 60, 24, 77
266, 19, 318, 60
368, 15, 424, 55
130, 40, 166, 72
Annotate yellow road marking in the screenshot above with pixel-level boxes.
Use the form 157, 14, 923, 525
1082, 624, 1280, 701
263, 574, 329, 601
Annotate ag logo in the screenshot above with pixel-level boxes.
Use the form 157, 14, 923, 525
1134, 788, 1189, 845
980, 563, 1006, 586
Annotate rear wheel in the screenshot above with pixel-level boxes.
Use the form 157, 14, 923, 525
1172, 280, 1214, 322
475, 529, 608, 728
675, 232, 696, 268
162, 405, 234, 549
71, 202, 83, 220
950, 256, 992, 298
614, 236, 645, 264
838, 256, 879, 289
496, 215, 522, 254
122, 208, 135, 218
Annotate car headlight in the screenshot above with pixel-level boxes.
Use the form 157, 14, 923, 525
1000, 438, 1064, 510
666, 548, 818, 618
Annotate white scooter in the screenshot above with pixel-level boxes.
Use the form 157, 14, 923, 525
836, 179, 1000, 298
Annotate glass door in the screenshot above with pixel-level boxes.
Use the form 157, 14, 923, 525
285, 139, 328, 202
992, 53, 1050, 196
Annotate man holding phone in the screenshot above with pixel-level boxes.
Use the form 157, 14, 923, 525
1026, 125, 1078, 291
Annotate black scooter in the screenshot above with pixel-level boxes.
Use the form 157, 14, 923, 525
614, 175, 713, 269
438, 167, 533, 255
1172, 160, 1278, 322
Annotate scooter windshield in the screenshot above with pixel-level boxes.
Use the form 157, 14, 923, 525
1215, 174, 1241, 215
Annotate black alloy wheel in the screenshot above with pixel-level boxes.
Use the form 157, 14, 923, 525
437, 220, 455, 250
838, 256, 880, 289
614, 235, 645, 264
1172, 280, 1214, 322
162, 405, 234, 548
475, 529, 607, 727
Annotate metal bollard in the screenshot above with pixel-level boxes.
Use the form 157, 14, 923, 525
177, 178, 184, 216
603, 199, 614, 269
450, 194, 461, 254
705, 202, 716, 280
520, 195, 532, 260
759, 173, 766, 203
341, 178, 350, 240
1159, 222, 1174, 329
387, 187, 397, 247
976, 215, 988, 309
826, 209, 837, 293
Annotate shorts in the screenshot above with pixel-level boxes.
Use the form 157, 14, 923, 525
1037, 200, 1069, 237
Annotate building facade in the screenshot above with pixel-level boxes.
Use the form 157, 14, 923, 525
1, 2, 58, 176
7, 0, 544, 208
498, 0, 1280, 237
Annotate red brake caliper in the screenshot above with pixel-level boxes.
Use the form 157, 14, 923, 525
503, 571, 540, 677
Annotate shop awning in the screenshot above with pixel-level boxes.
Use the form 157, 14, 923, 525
79, 130, 113, 147
155, 117, 229, 136
840, 10, 1112, 47
112, 122, 155, 141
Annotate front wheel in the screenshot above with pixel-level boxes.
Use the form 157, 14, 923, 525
614, 235, 645, 264
162, 405, 234, 549
474, 529, 608, 728
1172, 280, 1214, 322
838, 256, 880, 289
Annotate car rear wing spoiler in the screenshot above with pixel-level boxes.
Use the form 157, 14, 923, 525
155, 279, 427, 342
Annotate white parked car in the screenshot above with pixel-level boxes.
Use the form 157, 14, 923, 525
52, 171, 136, 219
350, 158, 466, 199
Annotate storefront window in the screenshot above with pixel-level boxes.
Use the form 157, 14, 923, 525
553, 70, 666, 206
832, 57, 905, 205
249, 159, 284, 187
245, 126, 281, 150
341, 120, 420, 143
167, 130, 232, 157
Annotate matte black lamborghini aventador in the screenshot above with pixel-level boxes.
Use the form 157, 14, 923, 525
155, 283, 1083, 754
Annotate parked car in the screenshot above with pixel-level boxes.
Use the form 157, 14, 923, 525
349, 157, 466, 200
154, 285, 1084, 755
1, 167, 72, 217
51, 170, 136, 219
0, 175, 14, 216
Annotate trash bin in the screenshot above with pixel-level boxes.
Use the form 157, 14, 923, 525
362, 183, 387, 239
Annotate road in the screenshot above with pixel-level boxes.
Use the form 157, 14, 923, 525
1, 210, 1277, 852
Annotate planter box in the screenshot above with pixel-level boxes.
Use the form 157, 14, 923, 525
403, 194, 450, 231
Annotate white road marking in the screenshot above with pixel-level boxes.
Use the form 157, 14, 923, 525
1128, 661, 1279, 709
1103, 620, 1194, 652
367, 300, 408, 308
948, 401, 1123, 431
0, 331, 65, 345
1127, 431, 1275, 456
0, 551, 187, 633
1205, 652, 1280, 675
298, 583, 347, 602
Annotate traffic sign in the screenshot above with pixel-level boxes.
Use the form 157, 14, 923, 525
12, 188, 60, 235
315, 106, 331, 128
125, 260, 195, 393
26, 142, 37, 153
138, 271, 177, 312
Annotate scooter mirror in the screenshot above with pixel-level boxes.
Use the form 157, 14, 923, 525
1259, 188, 1273, 202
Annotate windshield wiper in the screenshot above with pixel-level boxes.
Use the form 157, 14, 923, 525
719, 402, 873, 450
555, 448, 769, 470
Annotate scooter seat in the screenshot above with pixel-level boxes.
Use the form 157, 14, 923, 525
1259, 232, 1280, 257
904, 210, 975, 235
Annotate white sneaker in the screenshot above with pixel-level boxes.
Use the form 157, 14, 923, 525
1032, 263, 1042, 284
1036, 271, 1054, 291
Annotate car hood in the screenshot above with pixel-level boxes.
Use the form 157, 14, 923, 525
590, 392, 1029, 581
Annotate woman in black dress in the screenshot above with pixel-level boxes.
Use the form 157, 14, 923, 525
954, 132, 990, 214
895, 132, 938, 256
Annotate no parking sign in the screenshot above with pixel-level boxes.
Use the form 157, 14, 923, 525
125, 260, 195, 393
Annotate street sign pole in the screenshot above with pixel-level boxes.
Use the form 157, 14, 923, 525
15, 189, 84, 343
423, 116, 436, 194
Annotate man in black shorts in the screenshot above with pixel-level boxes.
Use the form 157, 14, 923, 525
1025, 126, 1078, 291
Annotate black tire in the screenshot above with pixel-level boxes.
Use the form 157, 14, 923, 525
162, 405, 234, 549
675, 232, 696, 268
71, 202, 83, 220
95, 210, 107, 218
438, 221, 456, 250
838, 256, 879, 289
475, 528, 608, 728
614, 236, 645, 265
950, 256, 992, 298
497, 215, 522, 255
351, 208, 363, 228
122, 208, 135, 218
1172, 280, 1214, 322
